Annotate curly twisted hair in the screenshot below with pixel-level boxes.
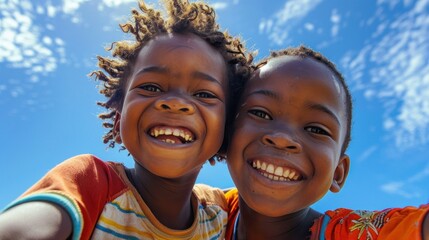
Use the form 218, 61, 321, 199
90, 0, 252, 159
253, 45, 352, 154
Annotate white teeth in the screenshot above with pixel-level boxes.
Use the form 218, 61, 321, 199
283, 169, 290, 178
252, 160, 301, 182
261, 162, 267, 171
161, 139, 176, 144
150, 127, 194, 143
266, 164, 274, 174
173, 129, 180, 136
274, 167, 283, 177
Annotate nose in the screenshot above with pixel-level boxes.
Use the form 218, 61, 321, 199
262, 131, 302, 153
155, 95, 195, 114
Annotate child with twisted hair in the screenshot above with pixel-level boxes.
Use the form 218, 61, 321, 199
0, 0, 251, 239
224, 46, 429, 239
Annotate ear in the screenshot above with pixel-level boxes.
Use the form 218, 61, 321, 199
329, 154, 350, 193
113, 111, 122, 144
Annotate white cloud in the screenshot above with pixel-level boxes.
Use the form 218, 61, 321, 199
259, 0, 322, 45
304, 23, 314, 31
211, 2, 228, 10
381, 163, 429, 198
330, 9, 340, 37
62, 0, 89, 14
357, 145, 377, 162
0, 1, 62, 74
0, 0, 69, 112
47, 4, 57, 17
380, 181, 419, 198
100, 0, 135, 8
341, 1, 429, 147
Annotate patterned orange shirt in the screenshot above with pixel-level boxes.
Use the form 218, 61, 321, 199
225, 188, 429, 240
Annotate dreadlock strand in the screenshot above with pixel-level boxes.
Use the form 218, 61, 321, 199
98, 111, 116, 120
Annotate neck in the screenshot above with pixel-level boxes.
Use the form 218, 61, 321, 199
128, 162, 200, 230
236, 198, 321, 240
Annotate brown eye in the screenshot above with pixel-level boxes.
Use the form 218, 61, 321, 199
139, 84, 162, 92
248, 109, 272, 120
305, 126, 330, 136
194, 91, 217, 99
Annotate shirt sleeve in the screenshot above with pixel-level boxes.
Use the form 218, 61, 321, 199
320, 205, 429, 240
2, 154, 124, 240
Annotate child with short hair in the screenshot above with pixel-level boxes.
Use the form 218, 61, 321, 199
224, 46, 429, 239
0, 0, 251, 239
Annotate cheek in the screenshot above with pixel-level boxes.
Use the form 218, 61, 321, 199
206, 104, 227, 129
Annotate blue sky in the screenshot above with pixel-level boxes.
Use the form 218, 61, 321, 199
1, 0, 428, 212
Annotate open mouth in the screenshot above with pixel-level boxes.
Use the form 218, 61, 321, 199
149, 126, 195, 144
250, 159, 302, 182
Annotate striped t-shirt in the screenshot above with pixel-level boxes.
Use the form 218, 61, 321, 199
3, 154, 228, 239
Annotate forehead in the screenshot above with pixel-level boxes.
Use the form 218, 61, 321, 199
137, 33, 225, 68
262, 56, 340, 90
127, 33, 228, 89
245, 55, 347, 121
249, 56, 342, 96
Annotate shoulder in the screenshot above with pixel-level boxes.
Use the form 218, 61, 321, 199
223, 188, 239, 210
315, 206, 429, 240
58, 154, 108, 170
52, 154, 121, 179
193, 183, 227, 210
21, 154, 126, 200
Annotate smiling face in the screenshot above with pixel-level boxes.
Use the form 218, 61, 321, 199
117, 33, 227, 178
227, 55, 350, 217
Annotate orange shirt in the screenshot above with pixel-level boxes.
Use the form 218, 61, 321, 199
225, 188, 429, 240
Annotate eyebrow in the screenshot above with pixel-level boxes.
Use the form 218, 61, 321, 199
193, 71, 222, 86
135, 66, 222, 85
306, 103, 341, 126
135, 66, 167, 76
247, 89, 281, 100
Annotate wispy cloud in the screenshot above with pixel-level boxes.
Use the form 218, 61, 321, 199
341, 0, 429, 147
0, 0, 66, 85
0, 0, 135, 114
330, 9, 341, 37
380, 181, 420, 198
98, 0, 135, 9
258, 0, 323, 45
211, 2, 229, 10
356, 146, 377, 162
380, 163, 429, 198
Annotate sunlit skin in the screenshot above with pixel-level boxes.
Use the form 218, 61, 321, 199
227, 56, 350, 239
115, 33, 227, 229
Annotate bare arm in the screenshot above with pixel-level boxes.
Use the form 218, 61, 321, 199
0, 201, 72, 240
